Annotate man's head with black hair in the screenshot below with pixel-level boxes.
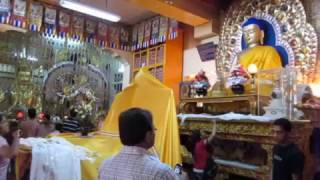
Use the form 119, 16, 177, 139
28, 108, 37, 119
273, 118, 292, 144
119, 108, 155, 149
44, 113, 51, 125
45, 113, 51, 121
70, 109, 77, 118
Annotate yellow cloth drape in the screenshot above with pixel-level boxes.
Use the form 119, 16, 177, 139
239, 45, 282, 96
59, 133, 122, 180
61, 68, 181, 179
16, 133, 123, 180
102, 68, 181, 166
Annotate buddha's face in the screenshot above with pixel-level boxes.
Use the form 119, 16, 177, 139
243, 24, 263, 47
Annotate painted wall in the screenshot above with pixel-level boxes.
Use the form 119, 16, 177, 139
106, 48, 132, 89
182, 25, 219, 86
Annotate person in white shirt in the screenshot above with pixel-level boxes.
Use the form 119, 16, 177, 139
98, 108, 180, 180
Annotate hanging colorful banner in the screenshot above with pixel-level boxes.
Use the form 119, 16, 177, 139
159, 16, 169, 43
85, 19, 97, 44
143, 20, 151, 48
137, 22, 144, 49
44, 7, 57, 35
150, 16, 160, 45
0, 0, 11, 24
97, 22, 108, 47
131, 25, 138, 51
120, 27, 130, 51
11, 0, 27, 28
0, 0, 177, 52
28, 3, 43, 32
58, 11, 70, 38
168, 19, 178, 40
71, 15, 84, 41
108, 26, 120, 48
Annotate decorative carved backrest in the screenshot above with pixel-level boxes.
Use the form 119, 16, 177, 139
217, 0, 318, 80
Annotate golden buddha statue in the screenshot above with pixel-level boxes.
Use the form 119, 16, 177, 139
239, 24, 283, 96
239, 24, 282, 71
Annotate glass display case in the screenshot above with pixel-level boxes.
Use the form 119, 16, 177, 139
256, 67, 299, 120
0, 31, 127, 119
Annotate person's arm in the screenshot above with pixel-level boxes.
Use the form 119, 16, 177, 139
290, 151, 304, 180
206, 122, 216, 144
0, 130, 19, 158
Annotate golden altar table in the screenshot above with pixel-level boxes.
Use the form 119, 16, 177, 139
179, 94, 258, 115
179, 117, 312, 180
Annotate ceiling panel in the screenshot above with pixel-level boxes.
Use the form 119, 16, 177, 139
78, 0, 156, 25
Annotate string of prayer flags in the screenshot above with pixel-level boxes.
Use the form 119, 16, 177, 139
0, 0, 180, 52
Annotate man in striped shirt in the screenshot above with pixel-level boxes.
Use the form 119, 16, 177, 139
62, 109, 80, 133
99, 108, 180, 180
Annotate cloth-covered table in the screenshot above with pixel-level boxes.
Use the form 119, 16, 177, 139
16, 133, 122, 180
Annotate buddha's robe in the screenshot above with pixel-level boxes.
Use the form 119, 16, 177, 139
239, 45, 282, 96
239, 45, 282, 71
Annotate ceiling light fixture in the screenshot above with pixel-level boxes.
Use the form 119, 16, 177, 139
59, 0, 121, 22
164, 0, 173, 5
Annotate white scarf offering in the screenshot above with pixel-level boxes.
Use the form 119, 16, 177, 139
20, 137, 95, 180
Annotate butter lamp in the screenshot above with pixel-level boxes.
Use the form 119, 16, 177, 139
248, 64, 258, 92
